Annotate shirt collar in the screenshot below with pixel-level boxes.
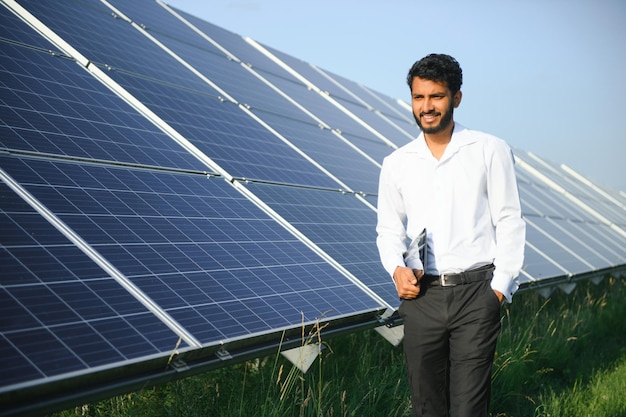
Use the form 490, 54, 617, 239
406, 122, 476, 158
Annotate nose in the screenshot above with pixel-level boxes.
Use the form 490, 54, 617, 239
419, 97, 434, 114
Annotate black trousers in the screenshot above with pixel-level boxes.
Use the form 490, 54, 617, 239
398, 279, 502, 417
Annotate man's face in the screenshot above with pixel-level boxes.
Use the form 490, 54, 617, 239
410, 77, 461, 134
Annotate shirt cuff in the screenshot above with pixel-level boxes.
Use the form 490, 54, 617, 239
490, 271, 519, 303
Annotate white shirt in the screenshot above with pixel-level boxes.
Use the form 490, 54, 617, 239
376, 123, 526, 302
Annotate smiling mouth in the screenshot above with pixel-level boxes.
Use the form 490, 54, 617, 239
420, 112, 440, 122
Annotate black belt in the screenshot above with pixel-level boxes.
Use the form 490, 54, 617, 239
421, 264, 494, 287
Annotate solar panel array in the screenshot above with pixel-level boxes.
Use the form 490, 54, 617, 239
1, 0, 624, 415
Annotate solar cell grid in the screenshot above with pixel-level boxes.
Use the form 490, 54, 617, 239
578, 196, 626, 229
16, 0, 345, 188
517, 190, 545, 218
520, 192, 626, 266
110, 0, 326, 128
324, 69, 417, 133
262, 45, 412, 144
516, 164, 626, 264
569, 222, 626, 265
0, 5, 64, 54
163, 5, 286, 78
533, 218, 608, 270
122, 0, 388, 168
295, 75, 413, 145
1, 2, 624, 415
516, 168, 598, 222
0, 180, 186, 389
251, 68, 394, 150
29, 0, 205, 92
519, 243, 568, 282
519, 185, 586, 221
104, 1, 404, 189
0, 41, 205, 170
524, 217, 591, 276
108, 9, 392, 193
358, 83, 416, 126
340, 130, 397, 163
241, 181, 397, 307
245, 110, 381, 193
1, 156, 383, 346
333, 96, 414, 146
107, 69, 340, 185
517, 150, 625, 227
262, 46, 371, 108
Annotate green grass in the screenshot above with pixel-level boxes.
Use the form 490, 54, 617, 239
49, 274, 626, 417
491, 275, 626, 417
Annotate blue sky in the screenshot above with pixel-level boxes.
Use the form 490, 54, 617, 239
165, 0, 626, 193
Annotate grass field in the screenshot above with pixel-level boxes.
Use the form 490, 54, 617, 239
49, 274, 626, 417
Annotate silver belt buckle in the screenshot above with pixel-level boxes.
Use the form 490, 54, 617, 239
439, 273, 457, 287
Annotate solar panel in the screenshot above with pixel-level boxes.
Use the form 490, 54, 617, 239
149, 3, 402, 165
517, 149, 626, 228
0, 178, 186, 390
110, 10, 385, 193
0, 12, 205, 171
16, 0, 343, 188
518, 195, 624, 270
247, 112, 383, 193
1, 155, 383, 341
0, 152, 385, 412
518, 240, 568, 282
0, 3, 389, 410
260, 44, 416, 146
336, 74, 417, 139
1, 0, 624, 415
31, 0, 395, 196
243, 181, 398, 307
515, 152, 626, 285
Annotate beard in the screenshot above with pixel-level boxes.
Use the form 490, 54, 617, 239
413, 102, 454, 134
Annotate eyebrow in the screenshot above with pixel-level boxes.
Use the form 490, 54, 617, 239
412, 92, 447, 98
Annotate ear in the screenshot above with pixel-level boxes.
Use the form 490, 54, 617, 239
453, 90, 462, 108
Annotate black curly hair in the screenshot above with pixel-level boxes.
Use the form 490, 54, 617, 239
406, 54, 463, 94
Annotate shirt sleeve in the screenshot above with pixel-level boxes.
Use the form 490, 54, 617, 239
486, 140, 526, 303
376, 155, 417, 279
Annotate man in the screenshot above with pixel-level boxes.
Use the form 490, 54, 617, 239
376, 54, 526, 417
